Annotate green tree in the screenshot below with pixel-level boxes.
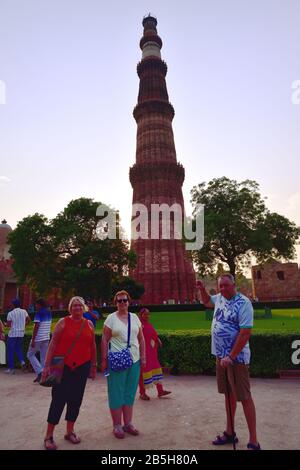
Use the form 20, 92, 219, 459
191, 177, 300, 277
112, 276, 145, 301
8, 198, 137, 302
8, 213, 57, 294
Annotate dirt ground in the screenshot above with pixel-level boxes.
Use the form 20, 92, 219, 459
0, 369, 299, 451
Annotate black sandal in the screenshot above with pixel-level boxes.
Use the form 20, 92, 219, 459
247, 442, 261, 450
212, 431, 239, 445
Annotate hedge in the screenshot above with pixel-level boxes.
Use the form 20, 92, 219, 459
4, 331, 300, 378
154, 331, 300, 377
37, 299, 300, 318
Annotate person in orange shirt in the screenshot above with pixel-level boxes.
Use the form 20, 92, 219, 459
41, 296, 97, 450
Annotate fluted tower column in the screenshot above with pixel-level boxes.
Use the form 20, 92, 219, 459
130, 15, 195, 304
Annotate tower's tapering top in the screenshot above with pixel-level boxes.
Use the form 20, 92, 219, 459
140, 14, 162, 60
142, 14, 157, 29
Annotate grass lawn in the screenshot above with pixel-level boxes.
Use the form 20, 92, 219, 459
139, 309, 300, 333
18, 308, 300, 335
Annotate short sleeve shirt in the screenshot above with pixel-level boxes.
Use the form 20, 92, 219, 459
83, 310, 99, 328
210, 293, 253, 364
104, 312, 141, 363
7, 308, 29, 338
34, 307, 52, 341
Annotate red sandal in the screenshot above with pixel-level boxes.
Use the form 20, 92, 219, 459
123, 424, 139, 436
64, 432, 81, 444
44, 436, 57, 450
113, 426, 125, 439
139, 393, 150, 400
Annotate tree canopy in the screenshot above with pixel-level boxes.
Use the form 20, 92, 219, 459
191, 177, 300, 277
8, 198, 138, 302
112, 276, 145, 301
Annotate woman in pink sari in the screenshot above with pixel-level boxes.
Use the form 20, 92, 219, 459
138, 308, 171, 400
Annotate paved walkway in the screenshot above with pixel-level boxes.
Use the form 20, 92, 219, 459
0, 369, 299, 450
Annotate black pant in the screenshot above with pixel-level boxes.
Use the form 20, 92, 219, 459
47, 361, 90, 425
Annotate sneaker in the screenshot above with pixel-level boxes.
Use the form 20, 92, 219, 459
5, 369, 15, 375
33, 373, 42, 383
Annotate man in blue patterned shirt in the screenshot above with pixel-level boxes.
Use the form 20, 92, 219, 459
197, 274, 261, 450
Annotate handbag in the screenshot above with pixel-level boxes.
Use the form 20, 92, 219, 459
40, 355, 65, 387
40, 319, 86, 387
108, 313, 133, 372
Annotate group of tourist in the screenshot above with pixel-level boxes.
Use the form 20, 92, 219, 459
1, 291, 172, 450
0, 274, 261, 451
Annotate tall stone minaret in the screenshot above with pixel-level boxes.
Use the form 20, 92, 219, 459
130, 15, 195, 304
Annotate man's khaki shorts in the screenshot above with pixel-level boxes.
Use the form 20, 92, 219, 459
216, 358, 251, 402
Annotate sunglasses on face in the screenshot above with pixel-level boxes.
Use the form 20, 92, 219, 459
117, 298, 128, 303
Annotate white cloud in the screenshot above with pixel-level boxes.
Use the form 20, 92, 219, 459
281, 193, 300, 265
0, 176, 11, 184
265, 191, 300, 225
286, 193, 300, 225
262, 191, 300, 266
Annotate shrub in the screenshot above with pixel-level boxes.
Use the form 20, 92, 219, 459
9, 331, 299, 378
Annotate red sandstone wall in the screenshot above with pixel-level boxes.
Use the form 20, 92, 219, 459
130, 18, 196, 304
252, 262, 300, 301
3, 282, 18, 311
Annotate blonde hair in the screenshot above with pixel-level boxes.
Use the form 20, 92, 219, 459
113, 290, 131, 305
68, 296, 87, 313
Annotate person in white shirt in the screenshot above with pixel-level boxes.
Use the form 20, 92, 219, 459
27, 298, 52, 383
101, 290, 146, 439
6, 298, 30, 374
0, 319, 5, 365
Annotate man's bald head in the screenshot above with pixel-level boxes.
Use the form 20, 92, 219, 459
218, 273, 236, 299
218, 273, 235, 284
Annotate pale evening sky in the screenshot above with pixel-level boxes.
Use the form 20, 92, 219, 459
0, 0, 299, 265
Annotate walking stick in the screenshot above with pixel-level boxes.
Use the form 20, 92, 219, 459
225, 367, 236, 451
